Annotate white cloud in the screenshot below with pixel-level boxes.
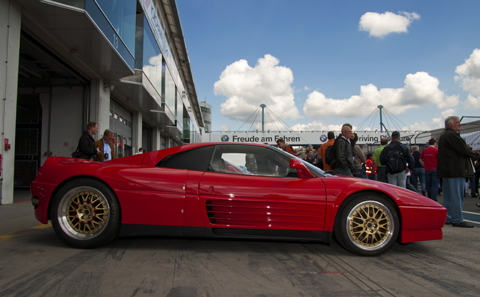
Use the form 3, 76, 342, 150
465, 94, 480, 109
214, 55, 301, 124
455, 49, 480, 80
221, 125, 230, 132
291, 121, 344, 132
455, 49, 480, 110
441, 108, 456, 119
408, 109, 455, 131
408, 121, 436, 131
359, 11, 420, 38
438, 95, 459, 109
303, 72, 457, 118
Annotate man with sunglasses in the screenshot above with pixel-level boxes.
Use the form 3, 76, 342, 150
94, 129, 117, 162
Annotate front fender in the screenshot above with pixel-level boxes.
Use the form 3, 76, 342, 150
321, 176, 440, 231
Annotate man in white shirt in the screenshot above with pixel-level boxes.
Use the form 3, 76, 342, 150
94, 129, 116, 162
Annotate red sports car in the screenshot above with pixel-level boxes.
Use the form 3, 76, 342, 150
31, 142, 447, 256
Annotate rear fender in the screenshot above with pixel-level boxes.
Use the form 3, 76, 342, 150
46, 175, 120, 221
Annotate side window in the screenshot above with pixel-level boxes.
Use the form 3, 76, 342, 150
209, 145, 296, 177
157, 146, 215, 171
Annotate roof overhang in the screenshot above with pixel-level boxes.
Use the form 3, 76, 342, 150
17, 0, 135, 82
116, 70, 176, 128
157, 0, 204, 128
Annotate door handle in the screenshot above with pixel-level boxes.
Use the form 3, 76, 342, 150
209, 185, 214, 193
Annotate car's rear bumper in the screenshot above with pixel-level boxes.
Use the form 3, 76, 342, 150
399, 205, 447, 243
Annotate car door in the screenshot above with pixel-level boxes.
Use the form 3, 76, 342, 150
114, 167, 187, 228
198, 144, 327, 233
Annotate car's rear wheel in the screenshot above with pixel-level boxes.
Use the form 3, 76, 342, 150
50, 178, 120, 248
334, 193, 399, 256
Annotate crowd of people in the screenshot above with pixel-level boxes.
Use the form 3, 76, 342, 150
276, 116, 480, 228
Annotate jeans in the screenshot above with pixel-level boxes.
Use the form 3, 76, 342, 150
387, 171, 407, 188
473, 176, 479, 196
335, 167, 352, 176
353, 168, 363, 178
361, 164, 367, 179
406, 176, 418, 193
469, 177, 477, 196
442, 177, 465, 224
411, 168, 426, 192
377, 167, 388, 183
367, 174, 376, 181
425, 169, 439, 201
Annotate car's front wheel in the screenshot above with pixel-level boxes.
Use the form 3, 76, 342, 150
50, 178, 121, 248
334, 193, 399, 256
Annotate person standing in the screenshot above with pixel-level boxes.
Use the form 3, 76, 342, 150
411, 146, 426, 195
380, 131, 415, 188
303, 147, 315, 164
420, 138, 440, 201
94, 129, 117, 162
75, 121, 101, 160
334, 124, 356, 176
437, 116, 475, 228
365, 152, 376, 180
373, 138, 389, 183
352, 133, 366, 178
473, 152, 480, 198
319, 132, 335, 172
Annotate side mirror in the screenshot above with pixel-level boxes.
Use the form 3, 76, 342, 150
289, 159, 315, 178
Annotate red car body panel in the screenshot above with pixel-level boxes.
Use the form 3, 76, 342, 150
31, 142, 447, 245
198, 172, 327, 230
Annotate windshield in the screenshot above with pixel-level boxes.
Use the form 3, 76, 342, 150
268, 146, 332, 177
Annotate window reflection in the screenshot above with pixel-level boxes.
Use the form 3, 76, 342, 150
94, 0, 136, 54
142, 17, 163, 97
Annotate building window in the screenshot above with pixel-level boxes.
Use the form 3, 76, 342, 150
94, 0, 136, 55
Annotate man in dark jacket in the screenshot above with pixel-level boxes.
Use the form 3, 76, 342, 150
438, 116, 475, 228
334, 123, 356, 176
380, 131, 415, 188
76, 121, 100, 160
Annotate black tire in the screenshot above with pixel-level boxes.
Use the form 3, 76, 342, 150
334, 193, 399, 256
50, 178, 121, 248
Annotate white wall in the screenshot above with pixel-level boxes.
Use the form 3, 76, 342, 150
0, 0, 21, 204
49, 86, 84, 157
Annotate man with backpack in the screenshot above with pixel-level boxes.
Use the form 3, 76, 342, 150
380, 131, 415, 188
332, 123, 356, 176
319, 131, 335, 172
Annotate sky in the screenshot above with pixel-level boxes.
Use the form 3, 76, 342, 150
176, 0, 480, 133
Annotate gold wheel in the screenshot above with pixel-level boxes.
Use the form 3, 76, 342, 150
346, 200, 395, 251
58, 186, 110, 240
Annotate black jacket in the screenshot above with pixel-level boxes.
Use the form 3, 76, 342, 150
412, 151, 424, 168
334, 136, 356, 171
437, 128, 475, 178
77, 131, 97, 160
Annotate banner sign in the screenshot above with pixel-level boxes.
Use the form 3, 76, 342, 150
462, 131, 480, 150
202, 131, 429, 145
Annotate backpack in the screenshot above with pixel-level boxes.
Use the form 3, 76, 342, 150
384, 143, 406, 174
325, 138, 341, 167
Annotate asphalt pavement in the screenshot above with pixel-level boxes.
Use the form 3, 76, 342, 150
1, 188, 480, 296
